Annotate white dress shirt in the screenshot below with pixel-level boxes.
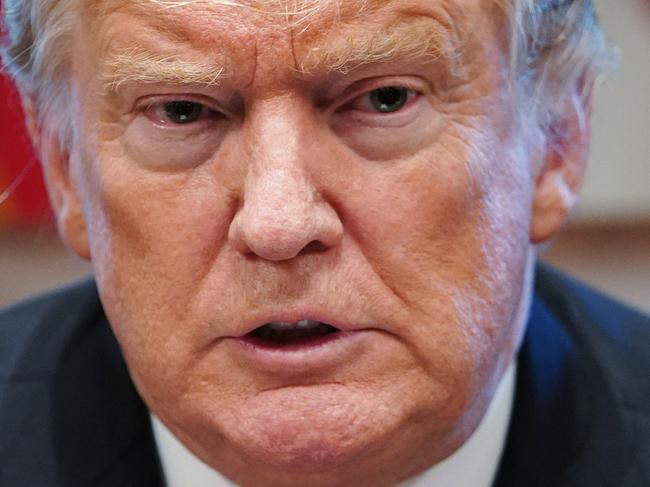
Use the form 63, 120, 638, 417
151, 361, 516, 487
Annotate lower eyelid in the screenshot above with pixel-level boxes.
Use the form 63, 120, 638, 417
343, 100, 431, 131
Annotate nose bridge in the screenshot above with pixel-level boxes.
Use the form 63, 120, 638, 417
228, 97, 342, 261
245, 164, 314, 229
246, 96, 315, 223
248, 95, 307, 170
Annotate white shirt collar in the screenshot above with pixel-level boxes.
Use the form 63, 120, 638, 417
151, 361, 516, 487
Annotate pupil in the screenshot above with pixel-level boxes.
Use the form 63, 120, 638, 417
370, 87, 408, 113
164, 101, 203, 124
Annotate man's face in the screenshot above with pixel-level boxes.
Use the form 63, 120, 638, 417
64, 0, 535, 484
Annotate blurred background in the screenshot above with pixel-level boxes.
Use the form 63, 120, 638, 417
1, 0, 649, 313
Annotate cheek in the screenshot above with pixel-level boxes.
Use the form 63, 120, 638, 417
335, 130, 488, 299
77, 141, 239, 372
331, 123, 533, 381
332, 102, 445, 161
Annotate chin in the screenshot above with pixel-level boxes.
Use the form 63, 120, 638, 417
222, 384, 399, 471
171, 381, 434, 484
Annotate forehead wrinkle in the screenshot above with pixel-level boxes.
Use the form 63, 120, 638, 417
85, 0, 242, 59
129, 0, 393, 29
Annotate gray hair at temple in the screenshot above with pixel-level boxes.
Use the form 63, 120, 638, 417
0, 0, 611, 149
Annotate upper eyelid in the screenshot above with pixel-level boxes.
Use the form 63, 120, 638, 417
352, 73, 425, 90
333, 77, 426, 106
139, 99, 222, 128
131, 76, 426, 104
339, 86, 421, 114
136, 94, 221, 113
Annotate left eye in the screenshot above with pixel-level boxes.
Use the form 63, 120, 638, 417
344, 86, 419, 116
162, 100, 208, 124
368, 87, 411, 113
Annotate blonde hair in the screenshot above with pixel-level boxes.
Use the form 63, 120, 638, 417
1, 0, 611, 147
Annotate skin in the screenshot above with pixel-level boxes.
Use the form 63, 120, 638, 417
31, 0, 591, 485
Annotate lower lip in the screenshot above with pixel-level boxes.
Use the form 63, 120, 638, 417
228, 330, 373, 374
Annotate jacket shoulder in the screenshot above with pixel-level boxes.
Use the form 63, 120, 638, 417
0, 278, 102, 379
535, 264, 650, 410
535, 266, 650, 398
535, 264, 650, 486
0, 281, 164, 486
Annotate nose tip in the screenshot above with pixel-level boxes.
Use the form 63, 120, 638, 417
228, 188, 343, 261
231, 212, 341, 261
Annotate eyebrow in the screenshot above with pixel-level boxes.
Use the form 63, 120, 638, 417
297, 16, 458, 75
100, 47, 228, 93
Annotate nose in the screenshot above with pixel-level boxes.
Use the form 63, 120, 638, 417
228, 166, 343, 261
228, 100, 343, 261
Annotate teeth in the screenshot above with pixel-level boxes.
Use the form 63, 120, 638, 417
297, 319, 320, 330
267, 320, 321, 331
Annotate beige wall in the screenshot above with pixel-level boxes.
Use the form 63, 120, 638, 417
576, 0, 650, 222
541, 225, 650, 315
0, 231, 91, 308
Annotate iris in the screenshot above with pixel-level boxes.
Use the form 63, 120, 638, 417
164, 101, 204, 124
369, 87, 409, 113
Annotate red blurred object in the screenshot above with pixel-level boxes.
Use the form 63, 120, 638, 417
0, 71, 53, 228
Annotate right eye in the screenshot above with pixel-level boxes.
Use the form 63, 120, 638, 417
144, 99, 220, 126
163, 100, 205, 124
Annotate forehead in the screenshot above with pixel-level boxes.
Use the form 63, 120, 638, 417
83, 0, 490, 42
83, 0, 389, 42
88, 0, 396, 25
81, 0, 501, 92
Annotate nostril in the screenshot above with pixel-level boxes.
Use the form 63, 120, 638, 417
302, 240, 329, 255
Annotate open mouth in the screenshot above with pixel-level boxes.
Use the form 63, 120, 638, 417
247, 320, 340, 347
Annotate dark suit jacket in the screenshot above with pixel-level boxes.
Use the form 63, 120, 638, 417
1, 265, 649, 486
